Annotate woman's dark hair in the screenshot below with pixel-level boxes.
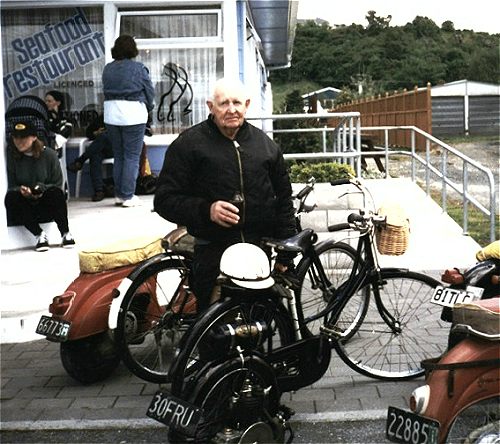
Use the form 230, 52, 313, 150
111, 35, 139, 60
46, 90, 65, 109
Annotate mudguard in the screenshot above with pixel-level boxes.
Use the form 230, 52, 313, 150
266, 335, 332, 393
420, 338, 500, 443
51, 264, 136, 340
107, 253, 171, 330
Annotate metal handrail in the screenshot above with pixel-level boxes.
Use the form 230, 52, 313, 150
361, 125, 497, 242
246, 114, 497, 242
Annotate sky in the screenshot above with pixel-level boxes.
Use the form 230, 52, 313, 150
296, 0, 499, 35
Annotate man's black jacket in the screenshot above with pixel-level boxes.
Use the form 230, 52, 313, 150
154, 116, 296, 245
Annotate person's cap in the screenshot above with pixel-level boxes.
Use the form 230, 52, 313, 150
11, 121, 38, 138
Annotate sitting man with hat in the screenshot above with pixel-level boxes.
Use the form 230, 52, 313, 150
4, 121, 76, 251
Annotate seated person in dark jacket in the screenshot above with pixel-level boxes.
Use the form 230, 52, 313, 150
5, 121, 75, 252
154, 78, 297, 312
67, 114, 113, 202
45, 90, 73, 147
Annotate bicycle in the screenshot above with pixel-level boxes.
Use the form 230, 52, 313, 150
169, 177, 448, 395
112, 227, 196, 383
113, 179, 357, 384
151, 177, 451, 442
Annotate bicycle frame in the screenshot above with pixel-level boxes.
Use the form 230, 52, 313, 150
298, 213, 407, 337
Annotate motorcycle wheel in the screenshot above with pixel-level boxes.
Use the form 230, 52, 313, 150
445, 396, 500, 443
60, 331, 120, 384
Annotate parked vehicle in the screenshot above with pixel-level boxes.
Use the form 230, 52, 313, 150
35, 230, 193, 384
386, 297, 500, 444
437, 240, 499, 323
146, 178, 446, 442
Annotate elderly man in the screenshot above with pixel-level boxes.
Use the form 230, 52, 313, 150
154, 78, 296, 311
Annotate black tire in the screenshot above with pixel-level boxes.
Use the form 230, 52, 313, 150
115, 256, 193, 384
333, 270, 445, 380
170, 292, 296, 397
60, 331, 120, 384
168, 355, 282, 444
445, 396, 500, 443
296, 241, 367, 339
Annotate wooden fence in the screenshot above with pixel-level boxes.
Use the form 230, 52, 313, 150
332, 84, 432, 150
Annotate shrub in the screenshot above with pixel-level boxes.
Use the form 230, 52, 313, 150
289, 162, 355, 183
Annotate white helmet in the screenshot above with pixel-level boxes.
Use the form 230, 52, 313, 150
219, 243, 275, 289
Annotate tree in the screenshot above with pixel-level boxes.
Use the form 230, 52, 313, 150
274, 90, 321, 154
269, 18, 498, 100
365, 10, 392, 33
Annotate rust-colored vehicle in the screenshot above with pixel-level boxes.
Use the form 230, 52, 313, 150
387, 297, 500, 444
35, 229, 194, 384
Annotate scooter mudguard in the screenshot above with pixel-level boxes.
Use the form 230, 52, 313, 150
419, 298, 500, 442
107, 252, 170, 330
421, 338, 500, 443
49, 264, 137, 340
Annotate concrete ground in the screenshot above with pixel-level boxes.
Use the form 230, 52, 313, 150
0, 178, 483, 439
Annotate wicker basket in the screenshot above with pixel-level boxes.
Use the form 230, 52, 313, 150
375, 203, 410, 256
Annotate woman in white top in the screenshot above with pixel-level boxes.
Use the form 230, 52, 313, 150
102, 35, 155, 207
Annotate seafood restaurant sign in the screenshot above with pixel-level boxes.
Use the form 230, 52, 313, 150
3, 8, 105, 100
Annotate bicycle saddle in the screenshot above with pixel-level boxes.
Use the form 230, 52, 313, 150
262, 228, 316, 254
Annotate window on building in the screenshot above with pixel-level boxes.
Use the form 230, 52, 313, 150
2, 7, 105, 136
118, 9, 224, 134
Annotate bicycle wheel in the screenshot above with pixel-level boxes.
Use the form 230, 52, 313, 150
115, 255, 194, 383
296, 241, 367, 339
445, 396, 500, 443
168, 355, 285, 444
170, 290, 296, 397
334, 270, 445, 380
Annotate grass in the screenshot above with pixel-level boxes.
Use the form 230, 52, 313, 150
428, 189, 499, 247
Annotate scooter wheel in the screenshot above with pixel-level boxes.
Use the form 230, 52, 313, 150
60, 331, 120, 384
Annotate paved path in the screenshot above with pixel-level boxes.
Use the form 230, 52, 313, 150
0, 179, 482, 436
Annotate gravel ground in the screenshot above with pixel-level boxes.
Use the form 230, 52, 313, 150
362, 137, 499, 207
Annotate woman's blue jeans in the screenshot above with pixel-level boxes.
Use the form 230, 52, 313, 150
105, 123, 146, 200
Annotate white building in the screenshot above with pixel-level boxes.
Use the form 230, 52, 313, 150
1, 0, 298, 240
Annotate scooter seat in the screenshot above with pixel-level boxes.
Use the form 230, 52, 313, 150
79, 236, 164, 273
452, 297, 500, 340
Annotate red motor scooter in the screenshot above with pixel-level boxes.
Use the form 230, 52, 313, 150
35, 229, 193, 384
386, 296, 500, 444
386, 242, 500, 444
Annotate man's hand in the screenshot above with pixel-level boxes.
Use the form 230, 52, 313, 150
210, 200, 240, 227
274, 262, 288, 273
20, 185, 32, 198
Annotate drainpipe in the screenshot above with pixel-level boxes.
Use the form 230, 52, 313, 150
464, 80, 469, 136
0, 48, 7, 247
